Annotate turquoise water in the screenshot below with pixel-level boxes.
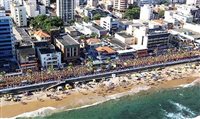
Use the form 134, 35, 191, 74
34, 85, 200, 119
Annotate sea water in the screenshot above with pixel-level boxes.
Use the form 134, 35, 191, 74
20, 85, 200, 119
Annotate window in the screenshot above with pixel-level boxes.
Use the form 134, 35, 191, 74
142, 36, 144, 45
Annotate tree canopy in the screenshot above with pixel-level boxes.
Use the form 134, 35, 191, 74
158, 10, 165, 18
93, 13, 102, 20
160, 0, 170, 5
83, 16, 90, 22
124, 7, 140, 20
30, 15, 63, 33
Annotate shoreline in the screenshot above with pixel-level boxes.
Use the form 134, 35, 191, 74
1, 63, 200, 118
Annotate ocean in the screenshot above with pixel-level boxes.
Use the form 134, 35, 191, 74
26, 84, 200, 119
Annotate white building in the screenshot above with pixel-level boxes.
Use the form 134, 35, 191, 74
137, 0, 161, 6
164, 5, 195, 24
87, 0, 99, 7
140, 5, 153, 21
24, 0, 39, 17
38, 5, 46, 15
126, 21, 144, 35
37, 46, 62, 70
133, 23, 170, 52
113, 0, 128, 11
1, 0, 12, 11
56, 0, 75, 24
186, 0, 200, 6
75, 22, 108, 37
183, 23, 200, 34
115, 32, 134, 44
100, 16, 119, 32
10, 1, 27, 27
40, 0, 50, 7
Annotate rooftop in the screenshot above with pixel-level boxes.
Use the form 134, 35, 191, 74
117, 32, 133, 38
39, 48, 57, 54
15, 28, 32, 42
86, 38, 101, 44
110, 38, 129, 49
130, 45, 147, 51
17, 47, 36, 63
170, 28, 200, 39
56, 34, 79, 46
65, 26, 76, 32
0, 60, 20, 73
96, 46, 116, 54
92, 24, 105, 31
34, 30, 50, 38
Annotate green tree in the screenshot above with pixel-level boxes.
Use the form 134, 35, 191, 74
0, 71, 6, 78
124, 7, 140, 20
80, 35, 86, 39
30, 15, 63, 33
160, 0, 170, 5
158, 10, 165, 18
91, 32, 98, 38
83, 16, 90, 22
93, 13, 102, 20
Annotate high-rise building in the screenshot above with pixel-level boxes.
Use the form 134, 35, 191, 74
24, 0, 39, 17
0, 11, 15, 59
140, 4, 153, 21
56, 0, 75, 24
1, 0, 12, 11
40, 0, 50, 7
10, 1, 27, 27
87, 0, 99, 7
113, 0, 128, 12
186, 0, 200, 6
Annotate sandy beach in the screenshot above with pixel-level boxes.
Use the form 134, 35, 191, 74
1, 62, 200, 118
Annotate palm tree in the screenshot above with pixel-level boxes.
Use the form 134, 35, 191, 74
67, 62, 73, 71
47, 65, 54, 74
106, 57, 111, 64
0, 71, 6, 79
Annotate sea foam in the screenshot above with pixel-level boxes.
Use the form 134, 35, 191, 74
7, 107, 56, 119
2, 86, 150, 119
179, 78, 200, 88
66, 86, 150, 111
163, 101, 196, 119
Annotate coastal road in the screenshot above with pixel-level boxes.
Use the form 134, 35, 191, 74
0, 57, 200, 95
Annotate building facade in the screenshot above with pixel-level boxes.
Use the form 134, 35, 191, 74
140, 5, 153, 21
24, 0, 39, 17
56, 0, 75, 24
40, 0, 50, 7
113, 0, 128, 12
55, 34, 80, 61
134, 24, 170, 52
37, 47, 62, 70
186, 0, 200, 6
100, 16, 119, 33
10, 1, 27, 27
1, 0, 12, 11
0, 13, 15, 59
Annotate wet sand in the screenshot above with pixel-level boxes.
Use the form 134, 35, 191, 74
1, 63, 200, 118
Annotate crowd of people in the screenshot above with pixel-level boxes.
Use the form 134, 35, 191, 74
1, 49, 200, 89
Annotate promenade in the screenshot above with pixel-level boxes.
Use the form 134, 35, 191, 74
0, 56, 200, 95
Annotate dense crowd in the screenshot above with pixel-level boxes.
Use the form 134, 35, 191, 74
1, 50, 200, 89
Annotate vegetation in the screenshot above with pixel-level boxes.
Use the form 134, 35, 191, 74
80, 35, 86, 39
68, 19, 75, 25
91, 33, 98, 38
30, 15, 63, 33
83, 16, 90, 22
160, 0, 170, 5
158, 10, 165, 18
124, 7, 140, 20
93, 13, 102, 20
